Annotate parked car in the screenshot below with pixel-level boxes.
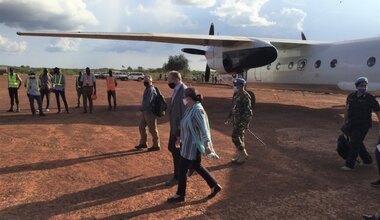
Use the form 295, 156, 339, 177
114, 72, 129, 81
128, 72, 145, 81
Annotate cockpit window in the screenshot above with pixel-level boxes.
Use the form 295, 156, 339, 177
314, 60, 321, 68
367, 57, 376, 67
330, 59, 337, 68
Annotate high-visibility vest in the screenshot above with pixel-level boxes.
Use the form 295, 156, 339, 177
26, 78, 40, 93
54, 74, 63, 86
106, 76, 116, 91
8, 74, 18, 88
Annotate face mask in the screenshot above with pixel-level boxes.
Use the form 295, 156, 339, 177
233, 86, 238, 93
168, 82, 176, 89
183, 98, 188, 106
143, 81, 149, 87
358, 88, 367, 94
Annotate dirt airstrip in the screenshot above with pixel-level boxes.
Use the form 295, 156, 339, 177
0, 75, 379, 219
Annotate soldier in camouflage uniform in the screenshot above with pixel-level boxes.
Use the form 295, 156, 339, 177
225, 78, 252, 164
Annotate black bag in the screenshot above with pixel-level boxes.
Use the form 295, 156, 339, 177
151, 87, 167, 117
337, 134, 349, 159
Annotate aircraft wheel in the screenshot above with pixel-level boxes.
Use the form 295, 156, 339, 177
246, 90, 256, 109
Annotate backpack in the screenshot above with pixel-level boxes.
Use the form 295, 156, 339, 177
337, 134, 349, 159
151, 87, 167, 117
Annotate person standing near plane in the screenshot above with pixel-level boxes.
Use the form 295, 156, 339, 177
341, 77, 380, 171
6, 67, 22, 112
52, 67, 69, 114
106, 70, 117, 111
225, 78, 252, 164
135, 75, 160, 151
25, 70, 45, 116
75, 71, 83, 108
39, 68, 53, 112
80, 67, 96, 113
165, 70, 187, 186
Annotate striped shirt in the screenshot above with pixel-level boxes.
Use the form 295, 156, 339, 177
180, 103, 211, 160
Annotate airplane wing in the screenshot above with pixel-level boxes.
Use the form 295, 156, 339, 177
261, 38, 329, 50
17, 32, 253, 47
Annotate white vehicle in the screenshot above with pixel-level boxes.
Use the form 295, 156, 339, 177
128, 72, 144, 81
113, 72, 129, 81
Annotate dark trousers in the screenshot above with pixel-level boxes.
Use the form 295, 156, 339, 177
28, 95, 43, 114
8, 88, 19, 109
168, 134, 181, 179
376, 148, 380, 176
346, 126, 372, 168
77, 89, 82, 107
107, 90, 116, 109
83, 86, 94, 112
40, 88, 50, 109
55, 90, 69, 112
176, 152, 218, 197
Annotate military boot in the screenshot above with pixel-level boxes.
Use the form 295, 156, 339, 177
235, 149, 248, 164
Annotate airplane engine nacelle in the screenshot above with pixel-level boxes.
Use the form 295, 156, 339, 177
221, 46, 278, 73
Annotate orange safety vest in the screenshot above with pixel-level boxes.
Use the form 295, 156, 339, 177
106, 76, 116, 91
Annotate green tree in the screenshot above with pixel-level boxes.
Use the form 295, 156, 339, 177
163, 54, 189, 73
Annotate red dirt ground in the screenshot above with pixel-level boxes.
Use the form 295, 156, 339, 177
0, 75, 379, 219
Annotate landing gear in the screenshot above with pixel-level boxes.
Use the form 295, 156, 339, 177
237, 69, 256, 108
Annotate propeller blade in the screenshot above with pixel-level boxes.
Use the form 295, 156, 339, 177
205, 64, 210, 82
181, 48, 205, 55
209, 23, 214, 35
301, 32, 307, 40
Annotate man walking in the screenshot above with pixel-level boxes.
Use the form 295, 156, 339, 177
135, 75, 160, 151
6, 67, 22, 112
39, 68, 53, 112
225, 78, 252, 164
80, 67, 96, 113
165, 70, 187, 186
52, 67, 69, 114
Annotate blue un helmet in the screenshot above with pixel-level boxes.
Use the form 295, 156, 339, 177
233, 78, 246, 86
355, 77, 368, 87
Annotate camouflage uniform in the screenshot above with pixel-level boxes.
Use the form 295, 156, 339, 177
231, 90, 252, 150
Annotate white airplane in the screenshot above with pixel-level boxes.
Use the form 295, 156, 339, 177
17, 23, 380, 104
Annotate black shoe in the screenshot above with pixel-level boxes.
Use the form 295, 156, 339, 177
135, 144, 148, 149
370, 179, 380, 188
147, 146, 160, 151
167, 195, 184, 203
207, 184, 222, 199
165, 178, 178, 187
6, 109, 13, 112
362, 214, 377, 220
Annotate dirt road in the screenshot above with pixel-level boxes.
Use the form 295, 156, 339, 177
0, 75, 379, 219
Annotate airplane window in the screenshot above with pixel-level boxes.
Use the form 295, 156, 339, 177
297, 59, 307, 71
330, 59, 337, 68
276, 63, 281, 70
314, 60, 321, 68
267, 64, 271, 70
367, 57, 376, 67
288, 62, 294, 69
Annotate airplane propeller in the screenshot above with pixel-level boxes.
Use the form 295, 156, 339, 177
182, 23, 214, 82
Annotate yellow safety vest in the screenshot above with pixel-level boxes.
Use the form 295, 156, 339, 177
8, 74, 18, 88
54, 74, 63, 86
26, 78, 40, 93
